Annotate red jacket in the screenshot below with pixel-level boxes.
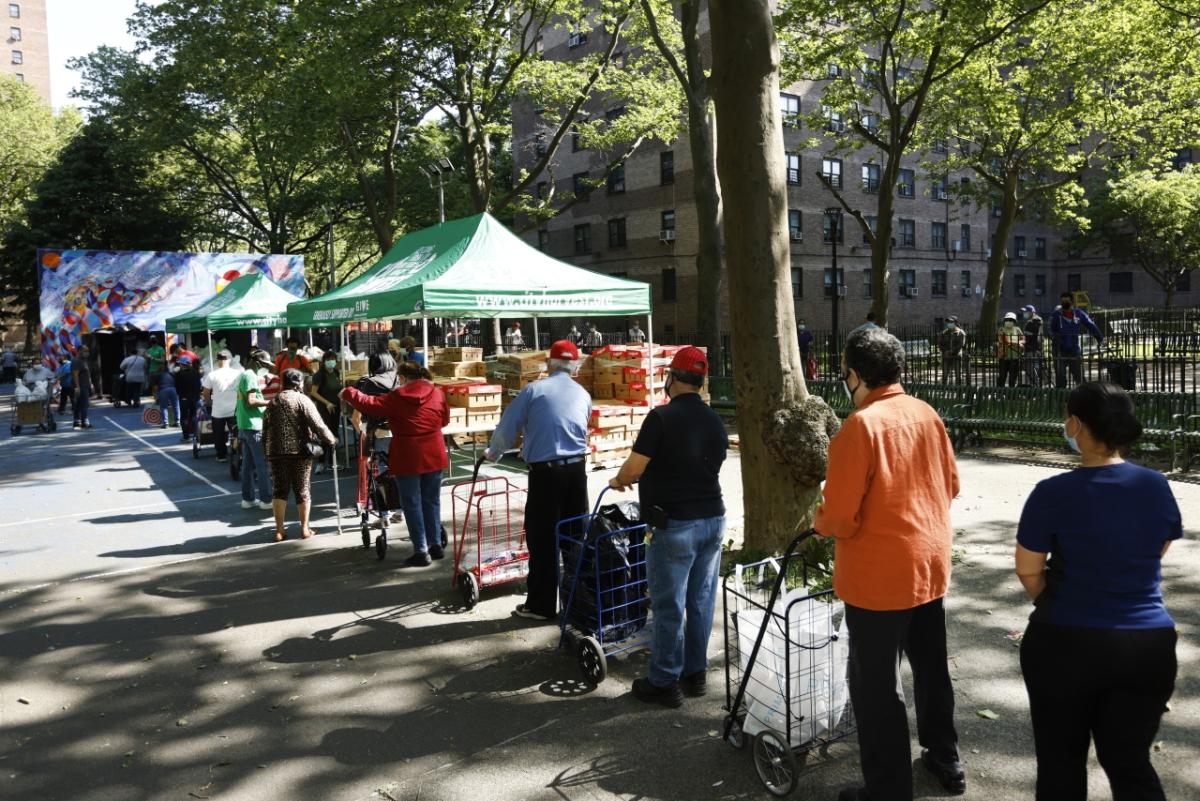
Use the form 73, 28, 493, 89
342, 380, 450, 476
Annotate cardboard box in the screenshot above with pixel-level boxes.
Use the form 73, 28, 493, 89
447, 407, 467, 425
446, 383, 503, 410
431, 360, 487, 378
590, 404, 633, 429
467, 410, 502, 427
622, 365, 666, 383
440, 346, 483, 362
593, 383, 616, 400
594, 365, 626, 386
498, 350, 549, 375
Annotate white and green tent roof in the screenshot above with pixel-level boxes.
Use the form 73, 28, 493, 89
286, 212, 652, 325
165, 272, 302, 334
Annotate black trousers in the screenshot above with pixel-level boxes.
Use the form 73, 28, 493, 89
845, 597, 959, 801
212, 416, 235, 459
179, 397, 197, 438
524, 460, 588, 617
58, 386, 75, 413
1021, 622, 1176, 801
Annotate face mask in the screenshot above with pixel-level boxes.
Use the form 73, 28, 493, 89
324, 360, 336, 370
1005, 321, 1015, 328
842, 371, 860, 403
1023, 313, 1031, 320
288, 347, 297, 354
798, 324, 807, 331
945, 323, 955, 330
1063, 419, 1081, 453
1061, 301, 1072, 309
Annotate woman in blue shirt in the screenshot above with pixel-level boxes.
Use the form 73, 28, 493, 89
1015, 382, 1180, 801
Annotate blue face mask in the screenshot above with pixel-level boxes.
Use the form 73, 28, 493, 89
1063, 419, 1081, 453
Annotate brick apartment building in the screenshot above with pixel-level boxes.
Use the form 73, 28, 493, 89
513, 14, 1193, 335
1, 0, 50, 104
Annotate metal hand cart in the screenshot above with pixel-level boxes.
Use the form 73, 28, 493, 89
190, 405, 217, 458
556, 487, 651, 684
9, 387, 57, 435
451, 459, 528, 609
722, 531, 855, 797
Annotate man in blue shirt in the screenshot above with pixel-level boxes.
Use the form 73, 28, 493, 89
486, 339, 591, 621
1048, 292, 1103, 388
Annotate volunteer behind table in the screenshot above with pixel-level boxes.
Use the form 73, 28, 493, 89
609, 346, 728, 708
814, 325, 964, 801
485, 339, 591, 621
274, 336, 311, 375
309, 354, 342, 473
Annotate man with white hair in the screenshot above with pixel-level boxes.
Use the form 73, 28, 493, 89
486, 339, 591, 621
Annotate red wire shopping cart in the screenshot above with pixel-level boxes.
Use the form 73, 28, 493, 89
451, 459, 529, 609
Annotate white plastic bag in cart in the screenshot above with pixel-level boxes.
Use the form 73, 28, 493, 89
737, 584, 850, 745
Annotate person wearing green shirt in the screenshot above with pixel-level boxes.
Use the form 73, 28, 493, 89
145, 335, 167, 395
237, 349, 274, 510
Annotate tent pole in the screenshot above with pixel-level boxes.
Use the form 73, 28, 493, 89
647, 313, 655, 404
207, 329, 215, 375
532, 317, 539, 351
422, 315, 429, 357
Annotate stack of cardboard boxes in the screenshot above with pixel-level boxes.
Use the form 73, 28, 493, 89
428, 346, 487, 379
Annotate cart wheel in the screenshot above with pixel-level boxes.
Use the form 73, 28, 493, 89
724, 714, 747, 750
192, 440, 200, 459
36, 423, 46, 433
47, 418, 56, 433
440, 524, 448, 548
578, 636, 607, 684
375, 532, 387, 560
457, 571, 479, 609
361, 523, 371, 549
753, 729, 797, 797
10, 425, 18, 435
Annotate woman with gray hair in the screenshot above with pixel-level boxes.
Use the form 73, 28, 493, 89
263, 368, 337, 542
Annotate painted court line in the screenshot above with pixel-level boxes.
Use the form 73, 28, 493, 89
107, 417, 232, 495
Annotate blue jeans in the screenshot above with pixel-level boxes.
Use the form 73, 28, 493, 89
238, 429, 271, 503
157, 386, 179, 426
646, 515, 726, 687
395, 470, 443, 553
73, 391, 90, 424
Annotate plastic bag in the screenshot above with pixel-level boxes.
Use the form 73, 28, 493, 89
736, 579, 850, 745
559, 501, 648, 643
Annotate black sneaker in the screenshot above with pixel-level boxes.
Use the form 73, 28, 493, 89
632, 677, 684, 709
403, 551, 432, 568
680, 671, 707, 697
428, 544, 444, 560
72, 421, 80, 429
920, 749, 966, 795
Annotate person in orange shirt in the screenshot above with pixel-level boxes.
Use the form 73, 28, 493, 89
274, 337, 311, 375
814, 326, 964, 801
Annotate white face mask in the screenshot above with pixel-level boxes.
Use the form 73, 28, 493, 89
324, 360, 336, 370
1063, 419, 1081, 454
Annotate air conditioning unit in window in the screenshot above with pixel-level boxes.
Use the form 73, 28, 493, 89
659, 229, 676, 242
961, 287, 972, 297
790, 231, 803, 241
905, 287, 919, 298
837, 285, 848, 297
568, 32, 587, 47
951, 240, 962, 252
985, 248, 992, 258
1016, 249, 1027, 258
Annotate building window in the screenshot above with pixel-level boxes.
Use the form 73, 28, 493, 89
933, 138, 948, 154
533, 35, 544, 54
788, 209, 803, 241
568, 30, 588, 48
823, 211, 844, 243
821, 157, 843, 188
607, 218, 627, 248
931, 222, 947, 250
780, 93, 800, 126
571, 126, 582, 152
932, 270, 948, 297
604, 106, 625, 123
1035, 237, 1046, 259
661, 209, 676, 237
9, 26, 18, 41
10, 48, 20, 64
863, 215, 877, 244
992, 198, 1003, 218
662, 268, 677, 302
12, 71, 21, 81
8, 4, 17, 19
1035, 273, 1046, 296
823, 106, 845, 134
898, 168, 915, 198
786, 152, 801, 185
827, 63, 843, 78
573, 171, 591, 199
959, 224, 971, 252
1014, 235, 1027, 258
898, 218, 915, 247
899, 269, 917, 296
612, 51, 625, 69
1109, 272, 1134, 293
862, 269, 873, 297
931, 177, 948, 201
861, 163, 880, 192
660, 151, 674, 185
861, 112, 878, 134
960, 270, 972, 297
1171, 148, 1193, 171
862, 58, 879, 87
791, 267, 803, 299
1014, 273, 1027, 297
573, 224, 591, 254
535, 181, 547, 201
1068, 273, 1082, 292
607, 164, 625, 195
537, 229, 549, 251
824, 268, 845, 297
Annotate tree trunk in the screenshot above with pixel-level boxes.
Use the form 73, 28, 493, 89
708, 0, 840, 553
870, 160, 897, 327
978, 172, 1019, 339
690, 106, 725, 370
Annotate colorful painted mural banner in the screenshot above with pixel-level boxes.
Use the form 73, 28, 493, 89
39, 250, 305, 367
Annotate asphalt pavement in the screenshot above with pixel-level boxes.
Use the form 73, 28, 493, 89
1, 389, 1197, 801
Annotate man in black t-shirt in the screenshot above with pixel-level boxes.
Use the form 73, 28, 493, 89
1022, 304, 1044, 388
609, 346, 728, 708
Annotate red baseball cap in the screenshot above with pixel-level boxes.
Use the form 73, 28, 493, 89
549, 339, 580, 360
670, 345, 708, 375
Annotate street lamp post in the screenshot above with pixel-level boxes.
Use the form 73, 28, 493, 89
421, 158, 455, 224
825, 207, 843, 367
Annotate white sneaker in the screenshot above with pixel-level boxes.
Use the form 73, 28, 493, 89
240, 500, 255, 509
257, 500, 274, 511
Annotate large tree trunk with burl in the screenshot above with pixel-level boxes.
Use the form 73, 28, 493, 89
690, 106, 724, 369
870, 159, 898, 327
978, 172, 1019, 340
708, 0, 840, 553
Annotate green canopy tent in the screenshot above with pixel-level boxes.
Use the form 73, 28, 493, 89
165, 272, 305, 372
285, 212, 654, 351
